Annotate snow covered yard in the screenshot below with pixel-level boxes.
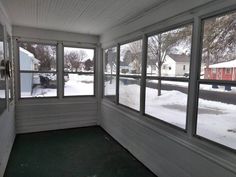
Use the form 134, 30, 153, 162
22, 74, 94, 97
64, 74, 94, 96
107, 80, 236, 149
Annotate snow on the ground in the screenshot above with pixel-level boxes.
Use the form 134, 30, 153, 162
22, 74, 94, 97
21, 87, 57, 98
104, 77, 116, 96
119, 82, 140, 111
64, 74, 94, 96
149, 80, 236, 93
145, 88, 187, 128
115, 82, 236, 149
0, 90, 5, 98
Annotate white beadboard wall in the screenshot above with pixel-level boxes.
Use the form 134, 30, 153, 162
101, 101, 236, 177
15, 99, 98, 134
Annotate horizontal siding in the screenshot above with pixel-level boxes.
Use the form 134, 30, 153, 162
16, 101, 98, 134
101, 101, 236, 177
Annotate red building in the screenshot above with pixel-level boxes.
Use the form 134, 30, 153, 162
204, 60, 236, 81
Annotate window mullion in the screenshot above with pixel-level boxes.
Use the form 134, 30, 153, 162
186, 16, 202, 137
57, 42, 63, 99
140, 34, 147, 115
116, 43, 120, 104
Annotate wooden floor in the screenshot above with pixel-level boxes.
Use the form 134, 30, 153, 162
4, 126, 157, 177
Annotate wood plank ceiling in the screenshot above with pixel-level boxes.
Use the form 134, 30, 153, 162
1, 0, 168, 35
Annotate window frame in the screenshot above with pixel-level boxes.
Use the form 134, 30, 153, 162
6, 34, 14, 104
17, 40, 59, 99
143, 22, 194, 131
103, 46, 118, 102
194, 9, 236, 152
62, 45, 96, 97
118, 38, 143, 113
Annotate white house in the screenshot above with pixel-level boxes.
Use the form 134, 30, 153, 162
20, 47, 40, 96
147, 53, 190, 77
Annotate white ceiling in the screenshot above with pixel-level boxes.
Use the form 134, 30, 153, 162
1, 0, 168, 35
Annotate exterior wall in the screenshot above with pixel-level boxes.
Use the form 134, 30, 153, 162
19, 49, 34, 93
161, 56, 176, 76
233, 68, 236, 80
175, 62, 189, 76
19, 49, 34, 70
204, 68, 235, 81
20, 73, 32, 94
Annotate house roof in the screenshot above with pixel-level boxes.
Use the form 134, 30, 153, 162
20, 47, 40, 64
209, 59, 236, 68
168, 54, 190, 63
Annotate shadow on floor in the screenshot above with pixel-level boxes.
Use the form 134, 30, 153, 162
4, 126, 157, 177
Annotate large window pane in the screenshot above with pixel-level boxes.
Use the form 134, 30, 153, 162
145, 80, 188, 128
19, 43, 57, 72
119, 77, 140, 111
64, 74, 94, 96
19, 42, 57, 98
201, 11, 236, 80
20, 73, 57, 98
147, 24, 192, 77
120, 40, 142, 75
197, 84, 236, 149
104, 47, 117, 101
64, 47, 94, 72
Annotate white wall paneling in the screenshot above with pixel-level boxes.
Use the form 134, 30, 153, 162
101, 101, 236, 177
16, 99, 98, 134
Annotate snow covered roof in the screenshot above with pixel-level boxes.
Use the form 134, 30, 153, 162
168, 54, 190, 62
20, 47, 40, 64
20, 47, 34, 57
209, 59, 236, 68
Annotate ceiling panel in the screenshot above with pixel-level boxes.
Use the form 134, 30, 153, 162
1, 0, 165, 34
1, 0, 214, 35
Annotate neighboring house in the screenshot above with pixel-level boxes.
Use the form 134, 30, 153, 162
120, 61, 130, 74
147, 53, 190, 77
204, 59, 236, 80
20, 47, 40, 96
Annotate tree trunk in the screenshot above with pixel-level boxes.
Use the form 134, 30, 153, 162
157, 34, 162, 96
157, 63, 162, 96
110, 64, 113, 84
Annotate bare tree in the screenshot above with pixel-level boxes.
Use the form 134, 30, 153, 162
148, 25, 192, 96
202, 12, 236, 78
64, 50, 88, 72
64, 52, 79, 71
20, 43, 56, 71
106, 48, 117, 83
123, 40, 142, 74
